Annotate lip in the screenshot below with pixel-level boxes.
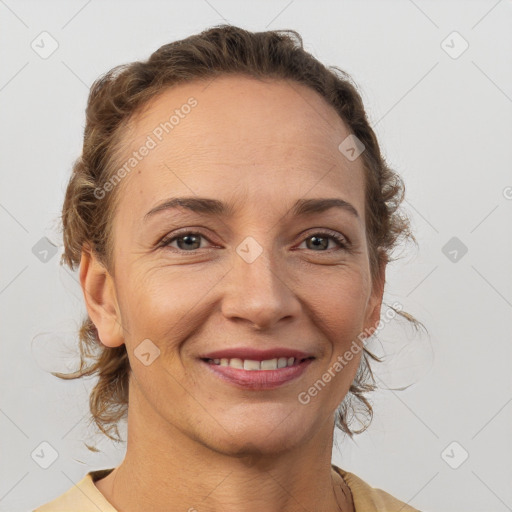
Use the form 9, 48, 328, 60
200, 358, 314, 390
199, 347, 314, 361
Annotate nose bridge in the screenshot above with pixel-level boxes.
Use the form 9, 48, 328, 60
221, 234, 298, 329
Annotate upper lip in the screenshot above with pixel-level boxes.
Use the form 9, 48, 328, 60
199, 348, 315, 361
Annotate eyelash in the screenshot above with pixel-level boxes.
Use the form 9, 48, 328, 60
158, 229, 350, 253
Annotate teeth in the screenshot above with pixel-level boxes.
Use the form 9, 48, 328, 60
208, 357, 298, 370
229, 358, 244, 369
261, 358, 278, 370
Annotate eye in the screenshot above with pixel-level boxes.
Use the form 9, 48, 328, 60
159, 229, 350, 253
298, 231, 349, 251
160, 231, 213, 251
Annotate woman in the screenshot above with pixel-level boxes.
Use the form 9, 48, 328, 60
35, 24, 423, 511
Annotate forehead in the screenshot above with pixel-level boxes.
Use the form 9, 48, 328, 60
114, 74, 366, 222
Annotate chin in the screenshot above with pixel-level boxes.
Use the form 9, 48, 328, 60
203, 413, 313, 458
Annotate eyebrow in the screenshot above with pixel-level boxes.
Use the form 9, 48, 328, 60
143, 196, 360, 222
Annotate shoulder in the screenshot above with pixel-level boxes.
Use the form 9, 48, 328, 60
33, 469, 117, 512
332, 464, 422, 512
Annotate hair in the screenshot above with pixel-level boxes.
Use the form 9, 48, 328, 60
56, 24, 426, 445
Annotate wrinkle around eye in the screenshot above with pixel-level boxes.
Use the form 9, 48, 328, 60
141, 218, 365, 256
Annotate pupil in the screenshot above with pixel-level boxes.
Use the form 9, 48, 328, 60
309, 236, 327, 250
178, 235, 200, 250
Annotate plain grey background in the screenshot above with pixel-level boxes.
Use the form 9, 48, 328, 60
1, 1, 511, 511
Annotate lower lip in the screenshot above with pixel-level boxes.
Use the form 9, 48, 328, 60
200, 359, 314, 390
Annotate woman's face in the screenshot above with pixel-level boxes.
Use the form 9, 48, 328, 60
92, 75, 384, 455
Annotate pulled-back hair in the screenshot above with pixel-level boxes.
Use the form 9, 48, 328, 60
57, 24, 424, 444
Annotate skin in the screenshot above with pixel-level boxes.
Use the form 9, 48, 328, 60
80, 74, 385, 512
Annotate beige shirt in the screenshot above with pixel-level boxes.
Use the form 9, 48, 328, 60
33, 465, 421, 511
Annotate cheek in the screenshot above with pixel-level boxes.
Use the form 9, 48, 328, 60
308, 289, 367, 406
303, 269, 371, 351
116, 264, 226, 351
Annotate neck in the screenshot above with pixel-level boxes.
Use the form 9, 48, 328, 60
95, 381, 353, 512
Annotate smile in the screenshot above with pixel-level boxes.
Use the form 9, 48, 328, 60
204, 356, 311, 370
200, 357, 315, 390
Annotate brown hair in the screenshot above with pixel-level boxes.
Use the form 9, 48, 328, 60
57, 24, 425, 444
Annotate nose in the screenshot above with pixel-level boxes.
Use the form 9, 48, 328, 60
220, 242, 301, 330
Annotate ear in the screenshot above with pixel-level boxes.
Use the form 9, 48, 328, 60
362, 257, 386, 337
79, 246, 124, 348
